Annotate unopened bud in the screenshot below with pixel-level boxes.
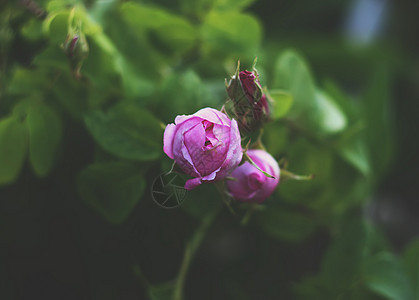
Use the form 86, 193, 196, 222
225, 62, 270, 133
62, 31, 88, 79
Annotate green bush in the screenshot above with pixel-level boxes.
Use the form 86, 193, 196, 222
0, 0, 416, 299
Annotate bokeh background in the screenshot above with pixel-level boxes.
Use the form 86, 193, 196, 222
1, 0, 419, 299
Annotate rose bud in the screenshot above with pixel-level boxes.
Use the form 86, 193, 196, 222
226, 66, 269, 133
239, 70, 270, 121
163, 107, 243, 190
62, 32, 89, 79
227, 149, 279, 203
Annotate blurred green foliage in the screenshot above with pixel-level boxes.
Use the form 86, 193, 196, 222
0, 0, 417, 299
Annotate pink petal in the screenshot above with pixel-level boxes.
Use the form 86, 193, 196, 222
248, 172, 265, 190
163, 123, 176, 159
184, 122, 229, 176
227, 162, 258, 198
248, 149, 280, 179
227, 149, 280, 203
175, 114, 196, 125
172, 118, 202, 177
183, 121, 206, 174
203, 122, 218, 146
193, 107, 231, 126
201, 168, 219, 181
184, 177, 202, 190
216, 118, 243, 180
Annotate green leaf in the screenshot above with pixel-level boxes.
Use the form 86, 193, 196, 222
84, 27, 149, 103
277, 139, 334, 205
52, 73, 89, 119
256, 205, 316, 242
262, 121, 288, 157
298, 218, 393, 299
273, 50, 317, 110
214, 0, 256, 11
84, 103, 163, 161
180, 0, 256, 14
337, 131, 370, 176
362, 64, 394, 176
21, 18, 45, 40
33, 46, 68, 71
120, 2, 198, 53
44, 6, 99, 45
402, 238, 419, 299
103, 8, 162, 81
364, 252, 415, 300
314, 89, 347, 134
273, 50, 347, 135
77, 162, 145, 224
89, 0, 119, 22
120, 2, 180, 29
321, 218, 367, 291
267, 89, 293, 119
179, 0, 215, 20
44, 10, 70, 45
153, 21, 197, 54
201, 11, 262, 56
0, 115, 27, 185
46, 0, 74, 13
322, 79, 359, 123
81, 34, 122, 93
27, 104, 62, 177
364, 221, 391, 256
157, 70, 213, 123
118, 59, 156, 100
7, 68, 48, 96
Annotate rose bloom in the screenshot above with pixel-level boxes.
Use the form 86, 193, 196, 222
163, 108, 243, 190
227, 149, 280, 203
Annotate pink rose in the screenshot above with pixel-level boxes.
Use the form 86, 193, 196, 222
227, 149, 280, 203
163, 108, 243, 190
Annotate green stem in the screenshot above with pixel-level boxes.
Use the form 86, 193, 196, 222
173, 246, 192, 300
240, 204, 258, 226
280, 169, 314, 181
214, 181, 238, 216
132, 262, 153, 299
173, 207, 220, 300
